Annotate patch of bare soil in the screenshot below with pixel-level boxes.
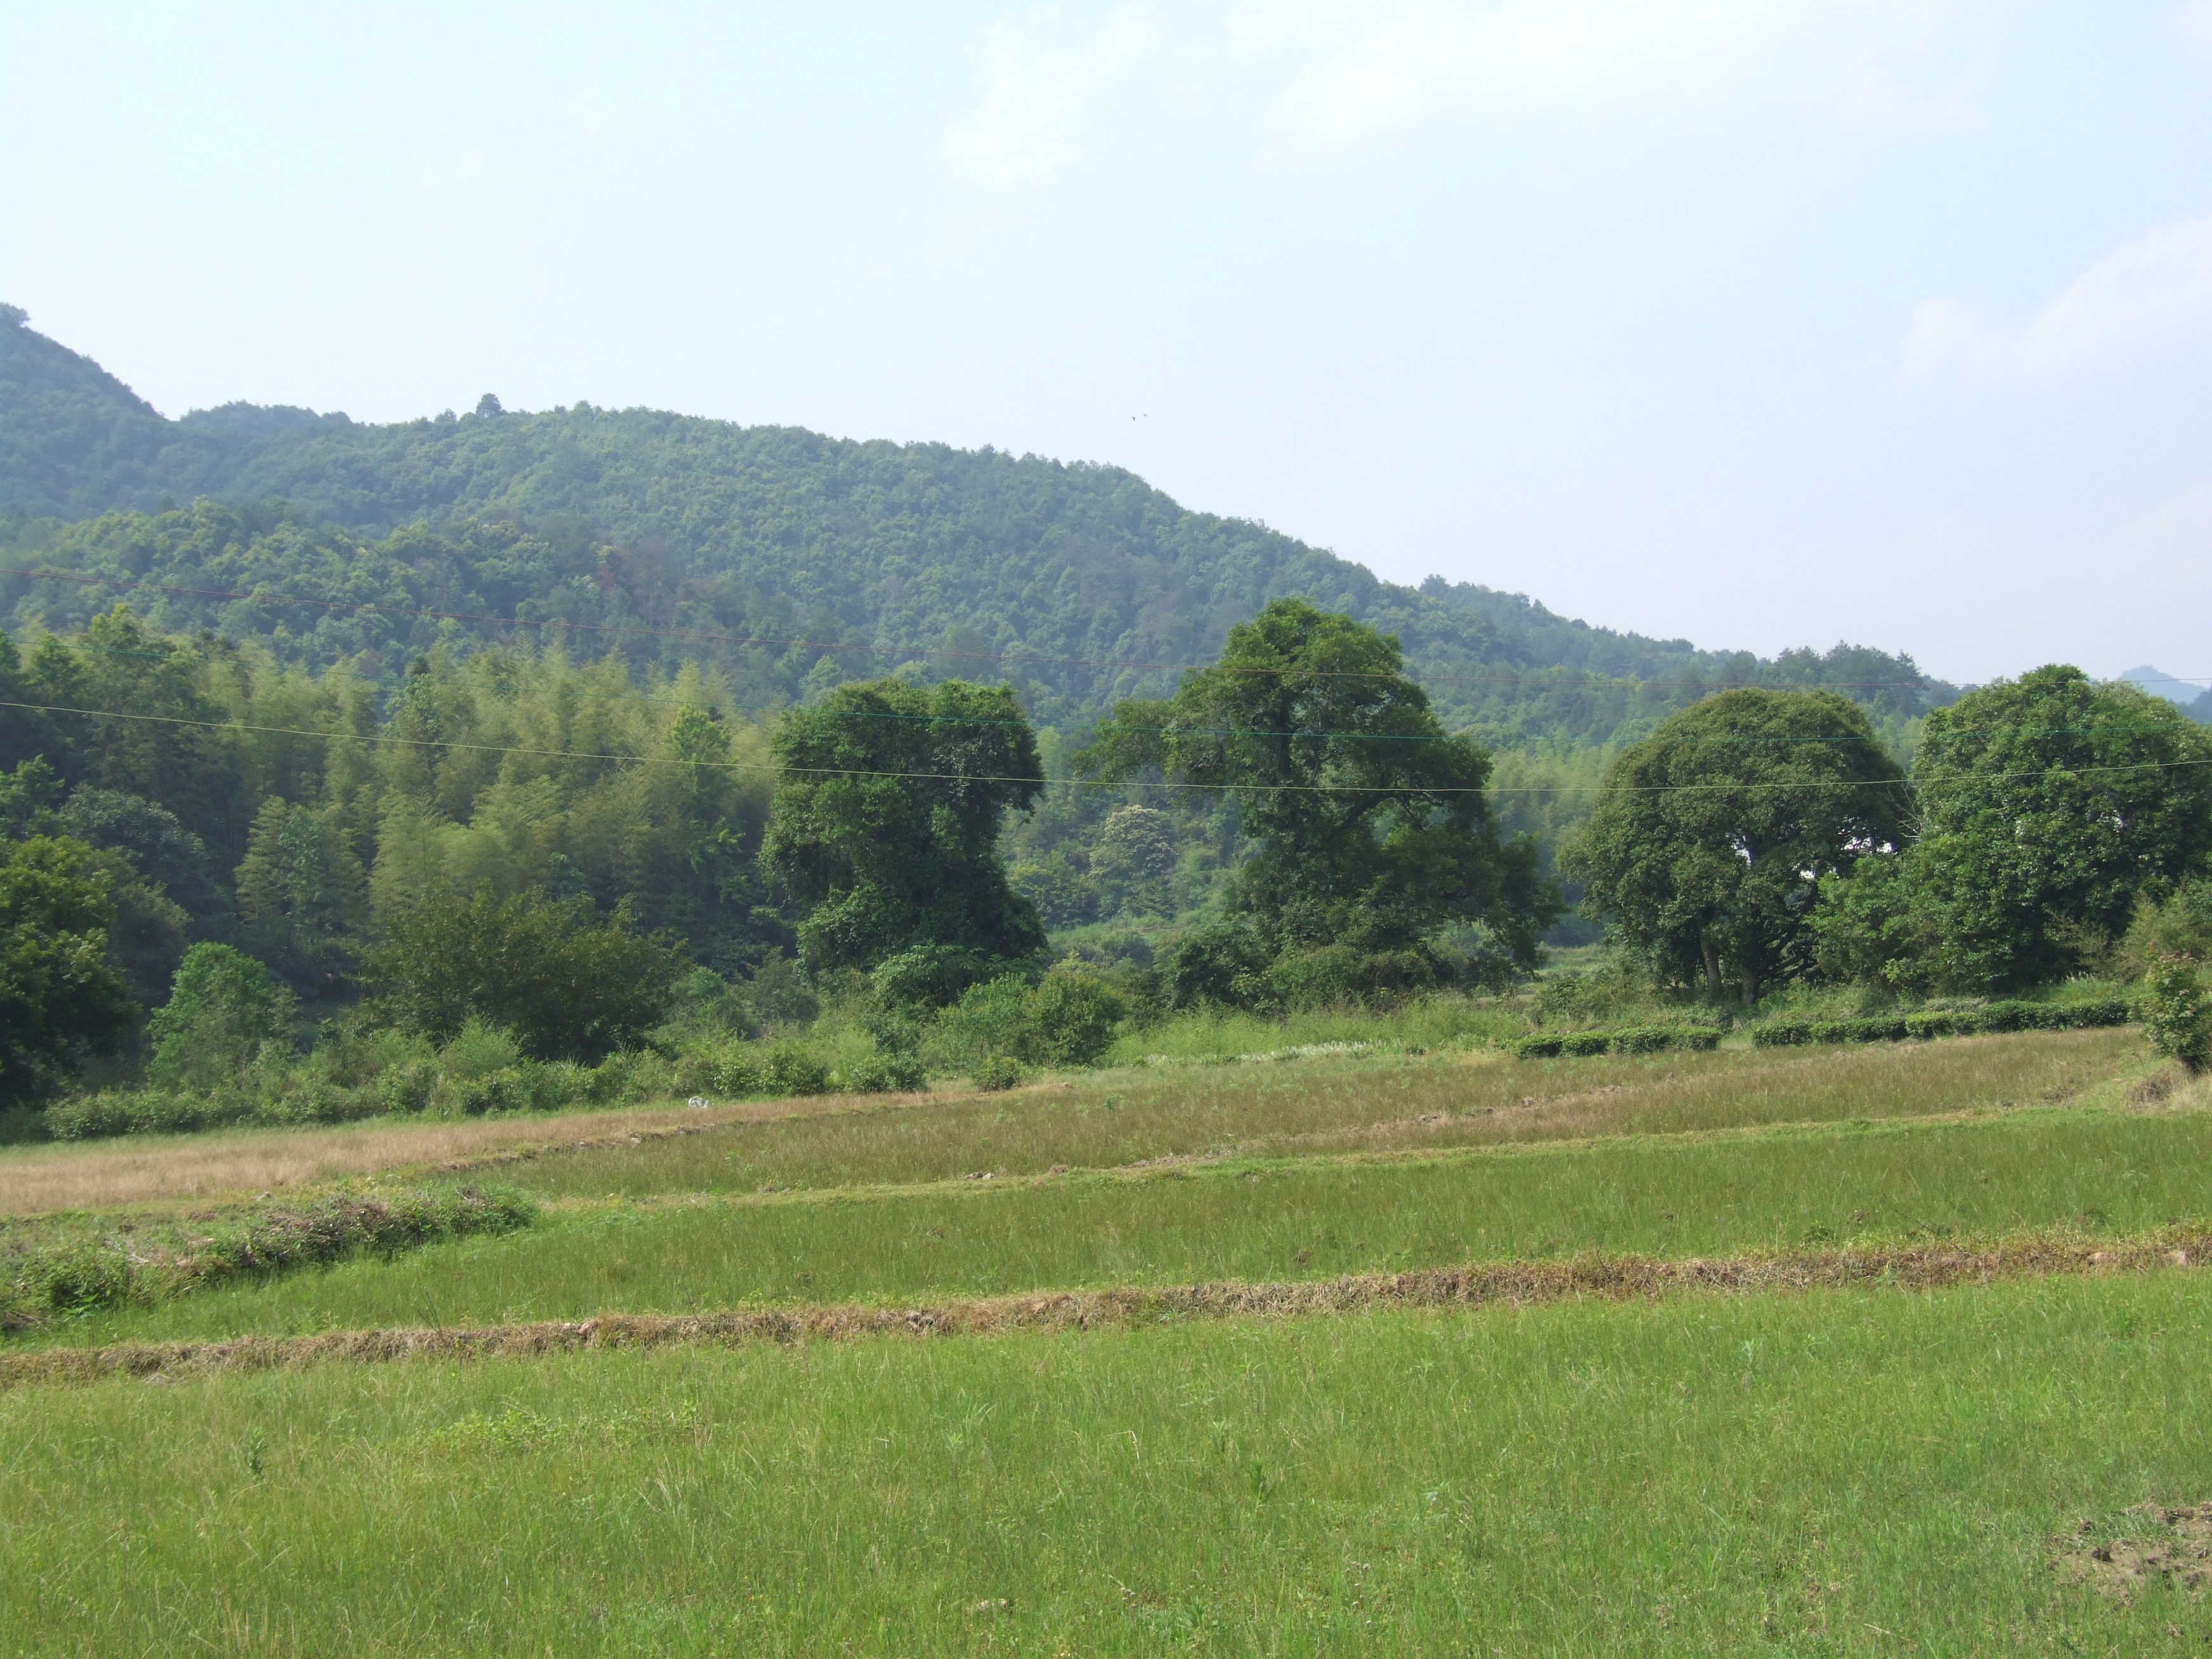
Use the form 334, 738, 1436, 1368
2057, 1504, 2212, 1603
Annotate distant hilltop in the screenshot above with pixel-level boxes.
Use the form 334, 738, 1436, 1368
1, 302, 1962, 740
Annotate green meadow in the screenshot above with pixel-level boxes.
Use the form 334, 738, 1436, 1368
5, 1024, 2211, 1655
8, 1273, 2212, 1655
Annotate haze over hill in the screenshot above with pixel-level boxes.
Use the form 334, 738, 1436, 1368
0, 303, 1965, 742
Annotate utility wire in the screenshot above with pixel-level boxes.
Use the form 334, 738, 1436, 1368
39, 642, 2204, 750
8, 699, 2211, 798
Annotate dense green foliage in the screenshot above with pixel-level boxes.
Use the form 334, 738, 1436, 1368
143, 942, 294, 1092
1562, 689, 1908, 1001
0, 835, 136, 1105
1908, 668, 2212, 987
1, 307, 1952, 745
1084, 599, 1554, 999
1, 304, 2192, 1119
1813, 669, 2212, 994
364, 886, 683, 1062
2140, 957, 2211, 1073
762, 679, 1046, 984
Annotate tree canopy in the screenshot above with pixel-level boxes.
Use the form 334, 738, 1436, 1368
762, 678, 1046, 985
1896, 667, 2212, 989
1563, 689, 1908, 1001
0, 835, 137, 1105
1084, 598, 1555, 979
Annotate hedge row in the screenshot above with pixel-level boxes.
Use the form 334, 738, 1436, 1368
1516, 1026, 1724, 1060
1750, 998, 2132, 1050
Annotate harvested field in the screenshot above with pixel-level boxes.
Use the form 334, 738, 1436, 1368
504, 1027, 2144, 1199
8, 1222, 2207, 1389
0, 1091, 922, 1216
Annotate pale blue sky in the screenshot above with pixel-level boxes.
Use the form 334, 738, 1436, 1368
4, 3, 2209, 686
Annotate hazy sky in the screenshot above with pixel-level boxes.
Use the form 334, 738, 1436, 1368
4, 3, 2209, 687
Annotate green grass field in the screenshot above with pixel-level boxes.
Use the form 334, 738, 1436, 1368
4, 1024, 2209, 1654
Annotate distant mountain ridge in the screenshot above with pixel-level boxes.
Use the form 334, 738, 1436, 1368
0, 303, 1955, 739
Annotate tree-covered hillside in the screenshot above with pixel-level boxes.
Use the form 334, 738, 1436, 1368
1, 304, 1951, 742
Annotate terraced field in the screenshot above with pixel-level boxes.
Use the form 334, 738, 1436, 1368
7, 1024, 2212, 1655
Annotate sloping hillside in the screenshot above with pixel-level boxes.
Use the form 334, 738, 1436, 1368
0, 306, 1949, 737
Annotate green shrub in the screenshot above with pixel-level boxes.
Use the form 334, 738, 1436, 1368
1611, 1027, 1674, 1055
1751, 1020, 1815, 1048
144, 942, 296, 1094
1558, 1032, 1611, 1058
973, 1053, 1025, 1091
1024, 969, 1129, 1067
1904, 1011, 1962, 1040
2140, 957, 2211, 1073
708, 1048, 767, 1097
762, 1044, 833, 1096
1514, 1034, 1564, 1060
935, 968, 1129, 1072
1673, 1027, 1724, 1051
445, 1068, 527, 1116
840, 1051, 926, 1093
1847, 1016, 1910, 1043
365, 885, 682, 1062
378, 1062, 436, 1115
439, 1018, 523, 1081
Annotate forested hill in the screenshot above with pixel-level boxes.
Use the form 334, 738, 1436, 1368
0, 304, 1951, 738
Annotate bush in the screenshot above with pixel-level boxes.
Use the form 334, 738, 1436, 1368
935, 967, 1130, 1072
1673, 1027, 1724, 1051
144, 942, 296, 1094
840, 1050, 926, 1093
1558, 1031, 1611, 1058
1611, 1026, 1677, 1055
1161, 924, 1273, 1010
973, 1053, 1025, 1091
378, 1061, 436, 1114
1514, 1034, 1564, 1060
2140, 957, 2211, 1073
762, 1044, 833, 1096
869, 945, 1024, 1011
365, 885, 682, 1062
1751, 1020, 1816, 1048
1904, 1011, 1962, 1040
1023, 968, 1129, 1067
439, 1018, 523, 1081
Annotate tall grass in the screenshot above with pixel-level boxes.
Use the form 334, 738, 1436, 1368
34, 1103, 2208, 1347
5, 1273, 2210, 1653
505, 1027, 2141, 1199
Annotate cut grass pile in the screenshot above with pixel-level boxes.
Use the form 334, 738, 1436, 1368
6, 1272, 2212, 1654
31, 1103, 2212, 1346
1, 1185, 536, 1329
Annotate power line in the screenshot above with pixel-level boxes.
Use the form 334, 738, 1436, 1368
38, 641, 2204, 750
8, 698, 2211, 798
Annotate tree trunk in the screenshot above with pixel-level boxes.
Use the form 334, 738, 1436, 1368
1702, 943, 1721, 999
1741, 964, 1760, 1006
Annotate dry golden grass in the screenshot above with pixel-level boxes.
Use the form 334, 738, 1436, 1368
0, 1089, 931, 1217
508, 1027, 2145, 1199
0, 1027, 2158, 1218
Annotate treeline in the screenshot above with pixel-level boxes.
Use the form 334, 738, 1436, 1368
5, 589, 2207, 1128
0, 597, 1563, 1116
1562, 670, 2212, 1067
